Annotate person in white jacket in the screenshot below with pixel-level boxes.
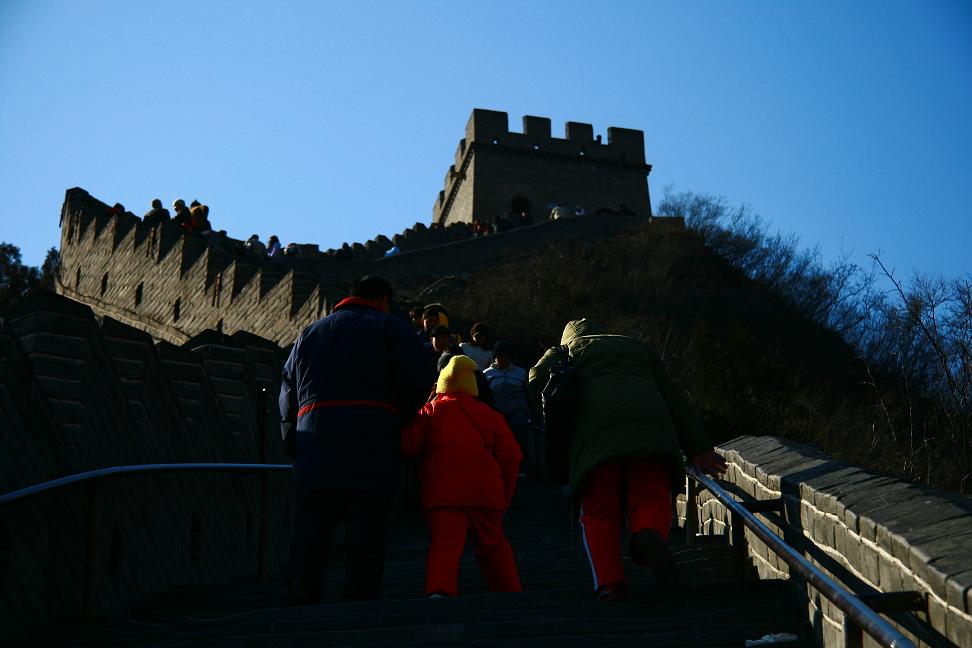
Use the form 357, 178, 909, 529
484, 341, 532, 472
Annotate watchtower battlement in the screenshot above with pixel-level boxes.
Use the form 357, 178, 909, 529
434, 108, 653, 226
462, 108, 646, 162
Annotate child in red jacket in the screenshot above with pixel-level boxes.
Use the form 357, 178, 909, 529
402, 355, 523, 597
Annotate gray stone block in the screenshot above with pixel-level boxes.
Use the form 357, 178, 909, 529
836, 478, 913, 532
945, 604, 972, 648
874, 502, 971, 555
798, 466, 867, 503
812, 509, 836, 548
860, 542, 881, 588
909, 535, 972, 601
878, 553, 905, 591
812, 472, 885, 517
857, 494, 937, 543
890, 516, 972, 564
944, 567, 972, 613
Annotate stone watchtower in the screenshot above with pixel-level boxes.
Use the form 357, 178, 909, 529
432, 109, 653, 226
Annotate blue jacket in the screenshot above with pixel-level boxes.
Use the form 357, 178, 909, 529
280, 297, 434, 498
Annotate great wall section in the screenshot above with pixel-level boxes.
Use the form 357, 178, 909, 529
2, 109, 971, 646
55, 186, 655, 348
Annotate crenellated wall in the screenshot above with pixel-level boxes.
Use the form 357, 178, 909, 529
678, 436, 972, 648
433, 108, 653, 226
58, 187, 673, 347
0, 291, 292, 638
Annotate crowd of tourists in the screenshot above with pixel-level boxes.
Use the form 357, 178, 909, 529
134, 199, 307, 260
280, 275, 727, 605
140, 198, 213, 234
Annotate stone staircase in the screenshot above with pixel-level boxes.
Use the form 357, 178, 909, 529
27, 481, 813, 647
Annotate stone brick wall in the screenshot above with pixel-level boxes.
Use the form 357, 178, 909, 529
0, 291, 292, 639
677, 436, 972, 647
58, 187, 673, 347
433, 109, 653, 226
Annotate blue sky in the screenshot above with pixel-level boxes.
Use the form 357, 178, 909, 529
1, 1, 969, 282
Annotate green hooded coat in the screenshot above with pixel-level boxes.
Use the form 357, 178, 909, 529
528, 319, 713, 494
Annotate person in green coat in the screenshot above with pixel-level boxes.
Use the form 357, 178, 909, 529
529, 319, 726, 601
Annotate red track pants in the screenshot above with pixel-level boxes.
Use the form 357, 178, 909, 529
424, 507, 522, 597
579, 458, 672, 590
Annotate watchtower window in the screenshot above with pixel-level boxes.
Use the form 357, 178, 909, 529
100, 272, 109, 296
532, 143, 541, 150
491, 138, 500, 145
75, 267, 81, 289
579, 149, 586, 156
134, 282, 143, 307
173, 298, 181, 322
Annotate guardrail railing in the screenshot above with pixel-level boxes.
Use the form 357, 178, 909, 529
0, 462, 291, 623
684, 468, 918, 648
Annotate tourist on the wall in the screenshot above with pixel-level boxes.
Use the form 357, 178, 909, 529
422, 304, 450, 329
245, 234, 267, 257
430, 325, 460, 368
528, 319, 727, 601
284, 242, 301, 257
192, 204, 212, 234
472, 219, 489, 237
280, 275, 432, 604
484, 341, 532, 472
267, 235, 282, 257
459, 322, 493, 372
172, 199, 192, 232
143, 199, 170, 227
335, 242, 353, 260
492, 213, 512, 233
402, 355, 522, 598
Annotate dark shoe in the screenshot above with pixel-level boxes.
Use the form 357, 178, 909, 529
594, 580, 630, 602
632, 528, 680, 588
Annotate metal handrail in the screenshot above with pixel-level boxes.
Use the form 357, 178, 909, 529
0, 462, 291, 506
686, 468, 916, 648
0, 461, 292, 623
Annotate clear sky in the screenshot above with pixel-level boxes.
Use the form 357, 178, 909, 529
1, 1, 969, 281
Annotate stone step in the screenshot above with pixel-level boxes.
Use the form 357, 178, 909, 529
38, 581, 804, 647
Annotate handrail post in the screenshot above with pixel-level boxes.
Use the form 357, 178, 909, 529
256, 385, 270, 581
258, 473, 270, 581
842, 615, 863, 648
81, 479, 100, 624
730, 508, 748, 585
685, 474, 698, 546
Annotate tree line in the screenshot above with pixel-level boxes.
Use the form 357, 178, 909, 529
659, 189, 971, 492
0, 244, 61, 311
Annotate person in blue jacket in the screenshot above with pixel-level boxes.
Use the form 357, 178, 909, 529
280, 275, 433, 604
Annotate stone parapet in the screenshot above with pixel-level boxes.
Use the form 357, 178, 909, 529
678, 436, 972, 647
0, 291, 292, 639
58, 187, 675, 347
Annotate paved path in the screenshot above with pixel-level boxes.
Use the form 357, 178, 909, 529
33, 481, 812, 647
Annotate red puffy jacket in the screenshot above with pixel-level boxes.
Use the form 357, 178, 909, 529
402, 393, 522, 511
